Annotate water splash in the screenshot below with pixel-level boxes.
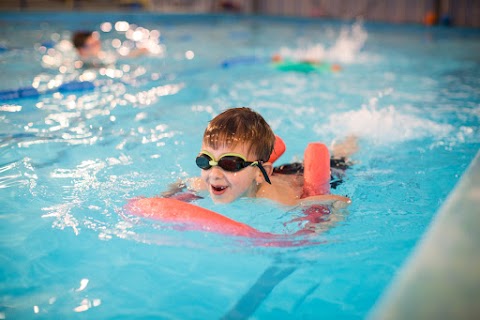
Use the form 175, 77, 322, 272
325, 20, 368, 63
278, 21, 368, 64
314, 90, 455, 145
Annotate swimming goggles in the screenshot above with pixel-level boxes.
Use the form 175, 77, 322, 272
196, 150, 271, 184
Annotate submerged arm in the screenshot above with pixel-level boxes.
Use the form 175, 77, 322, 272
298, 194, 351, 209
161, 179, 187, 198
161, 177, 205, 202
162, 177, 206, 197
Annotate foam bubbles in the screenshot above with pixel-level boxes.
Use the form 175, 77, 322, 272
278, 21, 368, 64
314, 104, 454, 145
325, 21, 368, 63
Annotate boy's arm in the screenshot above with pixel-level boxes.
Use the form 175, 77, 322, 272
161, 180, 187, 198
298, 194, 351, 209
162, 178, 206, 195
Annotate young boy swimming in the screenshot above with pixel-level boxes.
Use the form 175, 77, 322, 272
72, 30, 149, 68
185, 107, 352, 208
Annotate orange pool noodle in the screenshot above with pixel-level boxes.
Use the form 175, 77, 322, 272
126, 197, 273, 238
268, 135, 286, 163
302, 142, 331, 197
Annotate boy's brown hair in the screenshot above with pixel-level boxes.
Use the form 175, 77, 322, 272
72, 31, 93, 49
203, 107, 275, 162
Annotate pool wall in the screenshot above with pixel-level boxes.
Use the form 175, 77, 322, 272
369, 150, 480, 319
2, 0, 480, 27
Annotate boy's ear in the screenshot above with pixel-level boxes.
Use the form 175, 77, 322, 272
263, 162, 273, 176
257, 162, 273, 184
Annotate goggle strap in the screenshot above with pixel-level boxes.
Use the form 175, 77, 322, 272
256, 163, 272, 184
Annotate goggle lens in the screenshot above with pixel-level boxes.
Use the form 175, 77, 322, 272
218, 156, 245, 171
195, 154, 212, 170
195, 154, 247, 172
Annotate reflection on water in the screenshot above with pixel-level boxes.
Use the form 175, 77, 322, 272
0, 14, 479, 319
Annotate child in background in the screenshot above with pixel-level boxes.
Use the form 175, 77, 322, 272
72, 30, 149, 67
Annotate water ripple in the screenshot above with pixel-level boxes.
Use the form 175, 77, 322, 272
0, 158, 37, 191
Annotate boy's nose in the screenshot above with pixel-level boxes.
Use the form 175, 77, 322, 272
209, 166, 225, 179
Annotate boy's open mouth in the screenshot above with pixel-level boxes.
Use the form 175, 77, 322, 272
211, 185, 227, 195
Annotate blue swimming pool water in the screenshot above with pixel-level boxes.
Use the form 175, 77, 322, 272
1, 12, 479, 319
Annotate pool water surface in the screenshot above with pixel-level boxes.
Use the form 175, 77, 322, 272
0, 12, 479, 319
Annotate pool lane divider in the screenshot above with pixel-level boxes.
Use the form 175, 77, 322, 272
0, 54, 249, 102
220, 55, 271, 68
0, 64, 208, 102
0, 41, 55, 53
0, 80, 96, 101
0, 64, 218, 102
0, 55, 333, 102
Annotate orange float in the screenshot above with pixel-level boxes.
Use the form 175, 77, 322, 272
424, 11, 438, 26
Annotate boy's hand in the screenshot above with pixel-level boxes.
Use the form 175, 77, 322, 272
161, 179, 186, 198
332, 198, 351, 209
298, 194, 351, 208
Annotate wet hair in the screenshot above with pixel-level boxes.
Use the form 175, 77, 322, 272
72, 31, 93, 49
203, 107, 275, 162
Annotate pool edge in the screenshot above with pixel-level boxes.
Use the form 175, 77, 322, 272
368, 149, 480, 319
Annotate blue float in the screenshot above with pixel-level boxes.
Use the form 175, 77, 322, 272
18, 86, 40, 98
440, 14, 452, 26
58, 80, 95, 92
0, 80, 95, 102
40, 41, 56, 49
220, 56, 268, 68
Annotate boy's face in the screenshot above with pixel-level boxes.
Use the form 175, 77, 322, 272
78, 35, 101, 59
199, 142, 261, 204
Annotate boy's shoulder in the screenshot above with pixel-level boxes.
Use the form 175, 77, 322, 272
257, 174, 303, 206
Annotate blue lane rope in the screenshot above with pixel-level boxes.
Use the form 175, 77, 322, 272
220, 55, 269, 68
0, 41, 55, 53
0, 55, 270, 102
0, 40, 99, 102
0, 80, 96, 102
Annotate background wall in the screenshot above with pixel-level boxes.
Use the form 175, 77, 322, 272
252, 0, 479, 27
1, 0, 479, 27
